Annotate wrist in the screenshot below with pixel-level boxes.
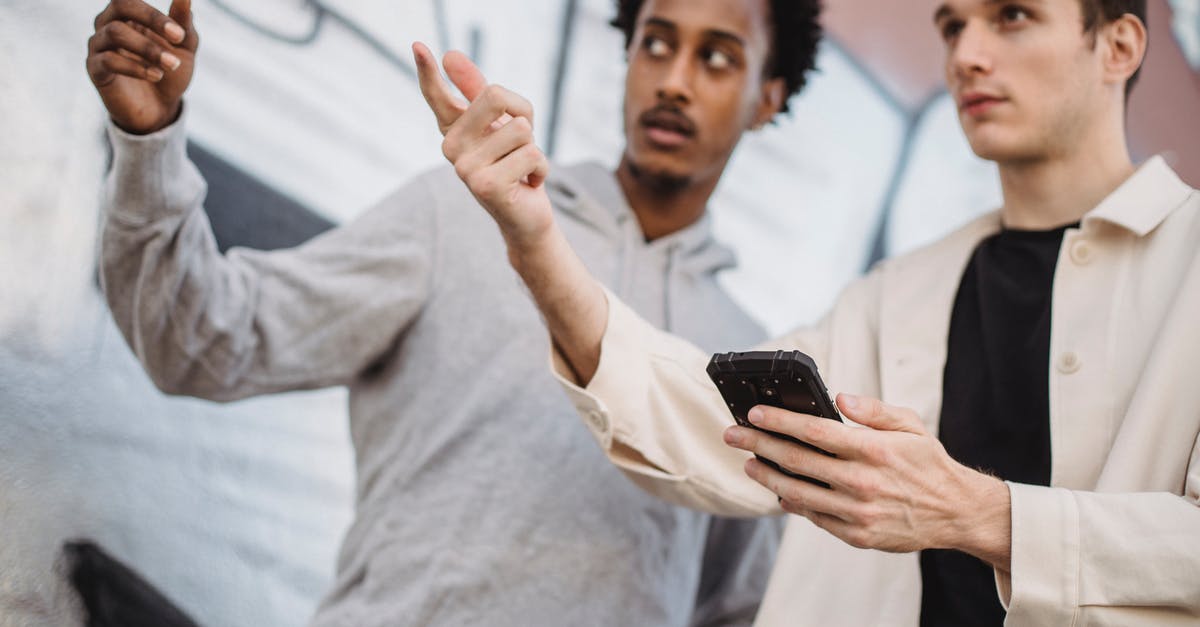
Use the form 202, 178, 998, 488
505, 226, 559, 273
113, 100, 183, 136
947, 470, 1012, 571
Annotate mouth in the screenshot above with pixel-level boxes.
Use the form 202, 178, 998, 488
639, 107, 697, 149
958, 91, 1007, 116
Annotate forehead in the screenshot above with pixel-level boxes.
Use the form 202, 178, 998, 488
933, 0, 1080, 20
636, 0, 773, 42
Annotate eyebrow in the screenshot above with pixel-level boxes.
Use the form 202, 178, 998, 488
935, 0, 1043, 22
643, 17, 747, 48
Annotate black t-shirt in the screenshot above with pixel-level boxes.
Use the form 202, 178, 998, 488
919, 224, 1073, 626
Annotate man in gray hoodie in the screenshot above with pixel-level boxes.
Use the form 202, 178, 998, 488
85, 0, 820, 624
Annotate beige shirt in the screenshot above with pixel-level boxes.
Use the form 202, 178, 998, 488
554, 157, 1200, 626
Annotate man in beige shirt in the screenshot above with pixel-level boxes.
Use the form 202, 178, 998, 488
418, 0, 1200, 624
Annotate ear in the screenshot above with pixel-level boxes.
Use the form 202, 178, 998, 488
1100, 13, 1147, 89
751, 77, 786, 130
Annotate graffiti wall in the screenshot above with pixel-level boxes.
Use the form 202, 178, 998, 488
1, 1, 1197, 625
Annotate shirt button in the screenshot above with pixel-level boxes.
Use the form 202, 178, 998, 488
1057, 351, 1082, 374
1069, 240, 1093, 265
587, 410, 608, 432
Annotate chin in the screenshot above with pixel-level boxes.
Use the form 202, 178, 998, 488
964, 131, 1038, 164
626, 156, 693, 193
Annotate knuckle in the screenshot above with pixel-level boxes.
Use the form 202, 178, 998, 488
782, 448, 806, 474
466, 171, 493, 196
846, 528, 872, 549
844, 473, 872, 495
452, 159, 471, 182
483, 84, 506, 105
442, 136, 461, 161
853, 504, 880, 527
861, 438, 888, 463
518, 143, 542, 161
804, 419, 828, 442
782, 484, 805, 506
510, 116, 532, 134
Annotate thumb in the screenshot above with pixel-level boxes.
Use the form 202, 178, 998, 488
836, 394, 926, 435
168, 0, 198, 50
442, 50, 487, 102
169, 0, 191, 30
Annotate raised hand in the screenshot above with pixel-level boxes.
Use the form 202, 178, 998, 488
412, 42, 555, 254
87, 0, 199, 134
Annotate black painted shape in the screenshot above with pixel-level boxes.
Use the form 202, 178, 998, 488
187, 141, 335, 253
862, 90, 946, 270
545, 0, 580, 158
63, 540, 202, 627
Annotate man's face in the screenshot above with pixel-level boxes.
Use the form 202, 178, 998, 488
621, 0, 779, 190
935, 0, 1109, 163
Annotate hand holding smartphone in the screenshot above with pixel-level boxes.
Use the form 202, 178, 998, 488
707, 350, 843, 488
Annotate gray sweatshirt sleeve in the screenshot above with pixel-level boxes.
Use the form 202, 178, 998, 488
99, 113, 437, 402
689, 515, 782, 627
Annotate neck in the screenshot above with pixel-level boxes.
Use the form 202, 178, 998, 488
616, 155, 720, 241
997, 116, 1135, 230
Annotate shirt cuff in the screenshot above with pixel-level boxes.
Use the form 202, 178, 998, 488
1001, 482, 1081, 624
104, 104, 200, 226
550, 285, 655, 457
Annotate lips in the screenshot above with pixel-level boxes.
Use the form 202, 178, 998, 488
639, 106, 697, 148
958, 91, 1007, 116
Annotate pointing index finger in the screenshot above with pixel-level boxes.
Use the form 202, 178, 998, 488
413, 42, 467, 134
96, 0, 185, 45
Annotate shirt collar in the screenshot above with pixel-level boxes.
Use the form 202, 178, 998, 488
1083, 155, 1195, 237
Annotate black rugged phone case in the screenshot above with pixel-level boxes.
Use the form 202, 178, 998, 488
707, 350, 842, 488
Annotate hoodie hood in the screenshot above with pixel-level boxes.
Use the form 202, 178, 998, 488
545, 161, 740, 279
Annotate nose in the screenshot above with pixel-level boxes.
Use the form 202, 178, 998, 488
656, 52, 695, 105
949, 20, 994, 81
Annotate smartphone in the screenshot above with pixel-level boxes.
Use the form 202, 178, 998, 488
707, 350, 842, 488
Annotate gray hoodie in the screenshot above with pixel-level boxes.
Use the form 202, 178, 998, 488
100, 116, 777, 627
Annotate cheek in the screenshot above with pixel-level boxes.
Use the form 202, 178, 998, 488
705, 77, 759, 128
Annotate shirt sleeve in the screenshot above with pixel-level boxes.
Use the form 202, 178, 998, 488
99, 110, 437, 402
688, 515, 783, 627
997, 431, 1200, 624
551, 288, 781, 517
551, 272, 883, 518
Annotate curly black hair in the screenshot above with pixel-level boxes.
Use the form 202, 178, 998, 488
610, 0, 822, 115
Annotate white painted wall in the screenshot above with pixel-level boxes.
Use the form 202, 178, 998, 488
1, 1, 1013, 625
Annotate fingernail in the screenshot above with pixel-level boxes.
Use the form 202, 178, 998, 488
841, 394, 859, 409
748, 407, 763, 424
164, 22, 185, 43
724, 427, 742, 445
147, 67, 164, 81
161, 52, 181, 71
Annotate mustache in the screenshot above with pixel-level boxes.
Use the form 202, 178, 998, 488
638, 105, 697, 136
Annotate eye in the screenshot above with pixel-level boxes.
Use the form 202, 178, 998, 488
644, 35, 672, 58
998, 5, 1030, 25
939, 19, 965, 43
703, 48, 734, 70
